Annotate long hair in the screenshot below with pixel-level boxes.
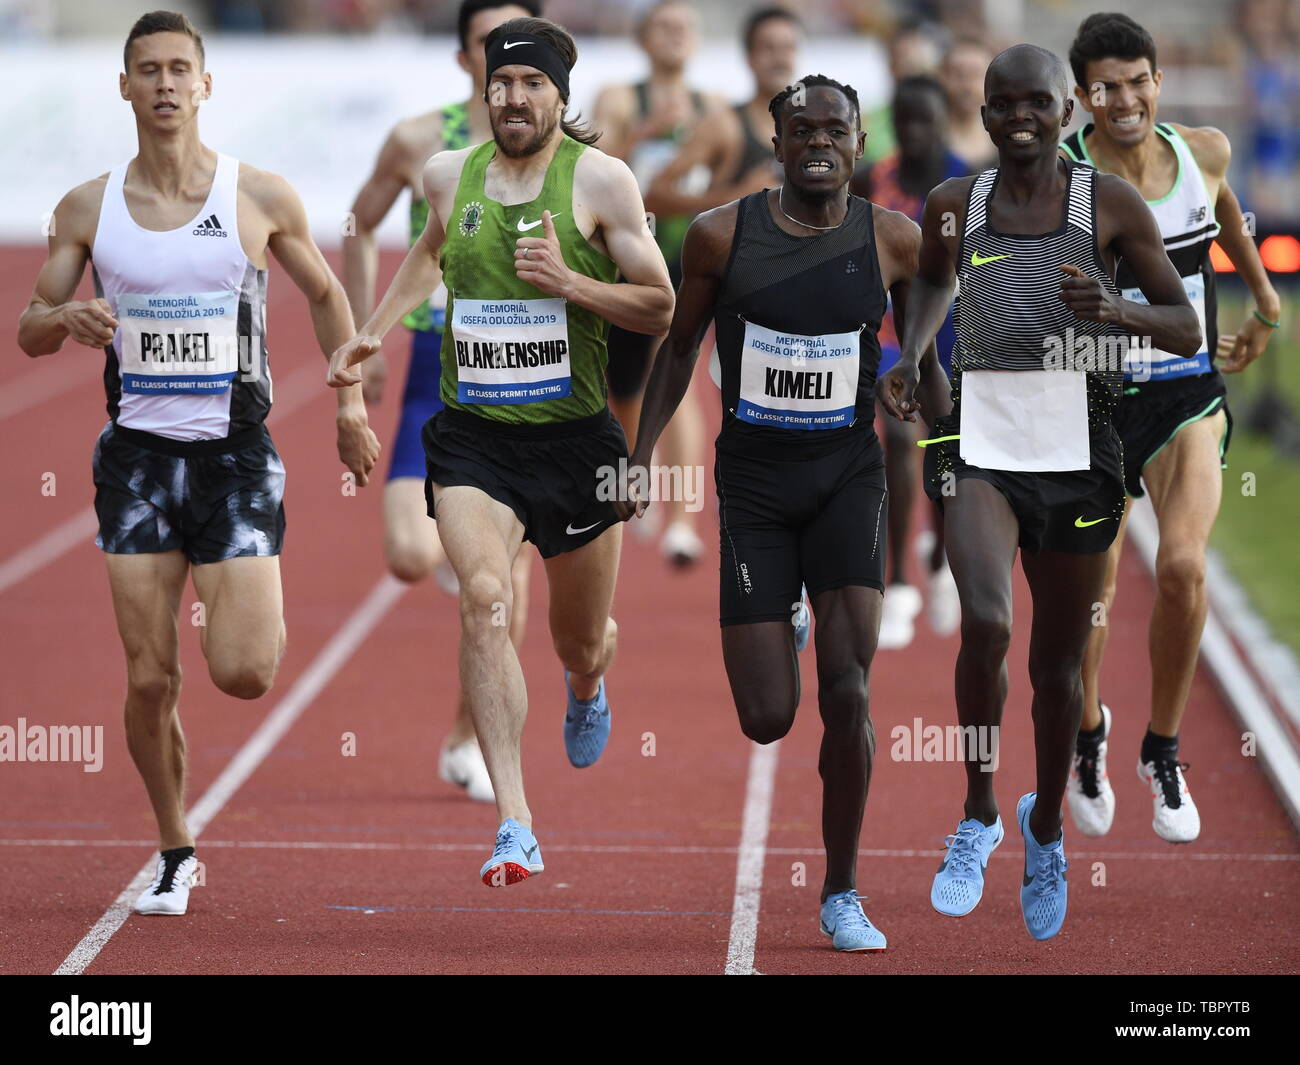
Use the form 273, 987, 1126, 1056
484, 17, 600, 145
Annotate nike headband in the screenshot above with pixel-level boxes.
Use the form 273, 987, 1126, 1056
485, 32, 571, 103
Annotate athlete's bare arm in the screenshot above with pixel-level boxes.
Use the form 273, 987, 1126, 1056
517, 150, 673, 335
615, 203, 733, 520
592, 84, 638, 162
342, 113, 441, 401
17, 177, 112, 356
244, 166, 380, 484
643, 108, 758, 218
880, 177, 970, 419
327, 147, 469, 387
1176, 124, 1281, 372
1076, 172, 1200, 354
873, 205, 949, 424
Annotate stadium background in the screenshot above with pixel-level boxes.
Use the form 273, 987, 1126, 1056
0, 0, 1297, 977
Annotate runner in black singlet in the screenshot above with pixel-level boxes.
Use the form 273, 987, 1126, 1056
625, 76, 951, 953
878, 45, 1201, 941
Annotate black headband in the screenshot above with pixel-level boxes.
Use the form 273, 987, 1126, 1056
485, 32, 571, 103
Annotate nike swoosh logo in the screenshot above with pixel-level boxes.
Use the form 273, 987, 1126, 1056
517, 212, 562, 232
503, 40, 528, 49
1074, 516, 1113, 528
566, 520, 601, 535
970, 252, 1012, 266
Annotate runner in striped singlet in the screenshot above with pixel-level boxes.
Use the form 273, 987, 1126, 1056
878, 44, 1201, 940
1060, 13, 1282, 845
343, 0, 539, 805
18, 11, 379, 917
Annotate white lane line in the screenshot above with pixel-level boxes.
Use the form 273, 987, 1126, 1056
0, 507, 98, 597
52, 574, 407, 976
723, 740, 780, 975
0, 360, 96, 422
0, 365, 326, 599
6, 837, 1298, 861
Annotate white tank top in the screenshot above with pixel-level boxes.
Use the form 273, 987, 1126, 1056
91, 152, 272, 442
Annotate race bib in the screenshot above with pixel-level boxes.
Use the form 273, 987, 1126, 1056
960, 369, 1090, 472
450, 297, 570, 405
1121, 273, 1210, 380
116, 291, 240, 394
735, 320, 860, 431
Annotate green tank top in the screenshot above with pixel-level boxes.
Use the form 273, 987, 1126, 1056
439, 135, 618, 425
403, 101, 471, 332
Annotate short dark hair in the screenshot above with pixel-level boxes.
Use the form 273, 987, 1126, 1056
483, 17, 600, 145
458, 0, 543, 52
124, 10, 204, 73
768, 74, 859, 135
1068, 12, 1157, 90
893, 73, 947, 112
743, 7, 801, 53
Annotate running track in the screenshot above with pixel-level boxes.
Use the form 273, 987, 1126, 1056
1, 246, 1296, 975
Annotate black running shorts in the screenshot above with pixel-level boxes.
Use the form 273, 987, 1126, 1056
423, 407, 627, 559
923, 415, 1124, 555
1114, 372, 1231, 498
92, 422, 286, 564
716, 430, 887, 626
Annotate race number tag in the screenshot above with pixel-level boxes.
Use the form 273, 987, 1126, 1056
116, 291, 240, 394
450, 297, 570, 405
736, 320, 860, 430
1121, 274, 1210, 380
960, 369, 1090, 472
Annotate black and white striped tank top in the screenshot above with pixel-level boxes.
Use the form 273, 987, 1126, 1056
952, 162, 1127, 465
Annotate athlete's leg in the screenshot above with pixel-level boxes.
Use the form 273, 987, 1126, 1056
382, 477, 447, 583
1140, 410, 1226, 736
809, 585, 881, 900
1079, 500, 1130, 730
191, 556, 285, 700
1019, 547, 1110, 844
721, 622, 801, 744
432, 483, 529, 823
944, 479, 1020, 824
543, 522, 622, 701
883, 416, 919, 585
106, 552, 192, 851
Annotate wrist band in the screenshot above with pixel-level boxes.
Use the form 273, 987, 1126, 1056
1253, 309, 1281, 329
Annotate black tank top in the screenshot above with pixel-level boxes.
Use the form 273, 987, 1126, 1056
734, 104, 775, 181
953, 161, 1126, 477
715, 190, 885, 458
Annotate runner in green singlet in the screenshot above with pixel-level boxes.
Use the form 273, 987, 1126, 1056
329, 17, 673, 887
341, 0, 537, 806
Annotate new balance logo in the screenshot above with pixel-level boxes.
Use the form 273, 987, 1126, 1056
1185, 205, 1206, 227
193, 214, 228, 237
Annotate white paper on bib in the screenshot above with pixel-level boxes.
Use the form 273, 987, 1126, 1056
959, 369, 1090, 472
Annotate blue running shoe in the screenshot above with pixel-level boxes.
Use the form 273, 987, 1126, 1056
931, 815, 1004, 917
793, 587, 811, 652
564, 671, 611, 768
479, 818, 544, 887
1017, 792, 1068, 940
819, 890, 887, 951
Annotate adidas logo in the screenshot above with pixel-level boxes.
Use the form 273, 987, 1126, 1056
1185, 205, 1206, 227
192, 213, 228, 237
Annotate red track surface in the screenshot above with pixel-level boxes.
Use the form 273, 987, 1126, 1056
1, 245, 1296, 975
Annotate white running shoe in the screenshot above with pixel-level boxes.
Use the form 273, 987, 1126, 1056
661, 520, 703, 568
1137, 752, 1201, 843
134, 850, 198, 915
927, 562, 961, 637
439, 736, 495, 803
1067, 703, 1116, 837
434, 559, 460, 597
877, 583, 922, 650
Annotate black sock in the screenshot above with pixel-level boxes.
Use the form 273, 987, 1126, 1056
161, 845, 195, 862
1077, 708, 1105, 747
1141, 727, 1179, 765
